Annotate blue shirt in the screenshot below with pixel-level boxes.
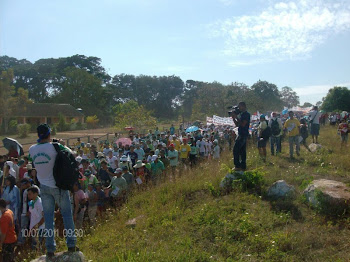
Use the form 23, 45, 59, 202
238, 111, 251, 137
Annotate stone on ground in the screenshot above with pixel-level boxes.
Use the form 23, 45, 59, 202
31, 251, 85, 262
126, 215, 145, 228
303, 179, 350, 214
309, 143, 322, 153
267, 180, 296, 199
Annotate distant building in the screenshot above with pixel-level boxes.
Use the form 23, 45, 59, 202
0, 103, 85, 127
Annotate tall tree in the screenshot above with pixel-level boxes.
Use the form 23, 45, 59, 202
0, 69, 15, 133
280, 86, 300, 108
251, 80, 283, 111
322, 87, 350, 112
52, 67, 108, 121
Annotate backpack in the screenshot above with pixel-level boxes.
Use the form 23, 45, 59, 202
261, 120, 272, 139
52, 143, 81, 191
271, 119, 281, 136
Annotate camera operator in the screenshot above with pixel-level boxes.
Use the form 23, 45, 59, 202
230, 102, 251, 171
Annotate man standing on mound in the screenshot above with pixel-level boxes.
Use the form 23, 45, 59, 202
29, 124, 78, 259
283, 111, 301, 159
231, 102, 250, 171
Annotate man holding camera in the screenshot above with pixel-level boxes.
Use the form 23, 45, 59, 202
230, 102, 251, 171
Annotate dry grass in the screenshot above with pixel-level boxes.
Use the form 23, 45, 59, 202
21, 125, 350, 261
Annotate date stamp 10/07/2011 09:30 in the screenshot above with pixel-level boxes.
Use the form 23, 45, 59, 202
21, 228, 85, 238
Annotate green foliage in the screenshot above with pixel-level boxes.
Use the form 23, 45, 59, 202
114, 100, 157, 132
86, 115, 99, 129
322, 86, 350, 112
8, 119, 18, 133
281, 86, 300, 107
17, 123, 31, 138
233, 169, 265, 192
57, 113, 69, 131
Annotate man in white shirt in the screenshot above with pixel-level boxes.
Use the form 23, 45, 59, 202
29, 124, 78, 258
309, 106, 322, 144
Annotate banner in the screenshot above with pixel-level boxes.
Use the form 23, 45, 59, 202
206, 115, 235, 126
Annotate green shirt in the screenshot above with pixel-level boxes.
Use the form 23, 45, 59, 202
151, 160, 165, 175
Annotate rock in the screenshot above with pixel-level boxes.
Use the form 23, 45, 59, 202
309, 143, 322, 153
219, 173, 238, 188
31, 251, 86, 262
126, 215, 145, 228
303, 179, 350, 214
267, 180, 296, 199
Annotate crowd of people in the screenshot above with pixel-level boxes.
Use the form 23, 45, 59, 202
0, 122, 230, 261
0, 102, 348, 261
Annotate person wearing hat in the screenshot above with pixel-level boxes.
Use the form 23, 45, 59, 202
122, 165, 134, 189
29, 124, 78, 257
108, 168, 127, 203
283, 111, 301, 159
119, 155, 132, 172
150, 155, 165, 184
133, 160, 147, 184
82, 170, 98, 191
257, 115, 269, 162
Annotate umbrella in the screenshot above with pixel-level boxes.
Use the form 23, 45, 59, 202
2, 137, 24, 156
186, 126, 199, 133
116, 137, 132, 146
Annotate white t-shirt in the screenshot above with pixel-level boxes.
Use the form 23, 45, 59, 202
168, 150, 179, 167
309, 110, 321, 124
29, 197, 45, 230
29, 143, 58, 188
107, 156, 118, 169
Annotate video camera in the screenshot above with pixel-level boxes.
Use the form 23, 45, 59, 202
228, 105, 240, 116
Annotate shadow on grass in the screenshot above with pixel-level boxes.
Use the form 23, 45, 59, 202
270, 200, 304, 222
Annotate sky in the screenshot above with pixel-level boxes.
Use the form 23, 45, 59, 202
1, 0, 350, 105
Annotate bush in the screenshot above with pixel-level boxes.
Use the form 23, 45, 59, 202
17, 124, 31, 138
9, 119, 18, 133
86, 115, 99, 129
57, 113, 69, 132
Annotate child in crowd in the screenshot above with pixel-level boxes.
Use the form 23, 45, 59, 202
27, 186, 45, 250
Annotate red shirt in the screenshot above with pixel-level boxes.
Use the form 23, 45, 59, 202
0, 209, 17, 244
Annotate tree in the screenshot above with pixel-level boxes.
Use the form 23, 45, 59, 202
0, 69, 15, 133
321, 87, 350, 112
251, 80, 283, 111
52, 67, 108, 121
280, 86, 299, 108
114, 100, 156, 132
301, 102, 313, 108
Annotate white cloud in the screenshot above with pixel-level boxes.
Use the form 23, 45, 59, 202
209, 0, 350, 64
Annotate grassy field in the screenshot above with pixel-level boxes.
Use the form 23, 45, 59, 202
21, 125, 350, 261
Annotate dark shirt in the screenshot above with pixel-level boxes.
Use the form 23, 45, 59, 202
122, 172, 134, 186
98, 168, 113, 183
238, 111, 251, 137
127, 151, 138, 166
